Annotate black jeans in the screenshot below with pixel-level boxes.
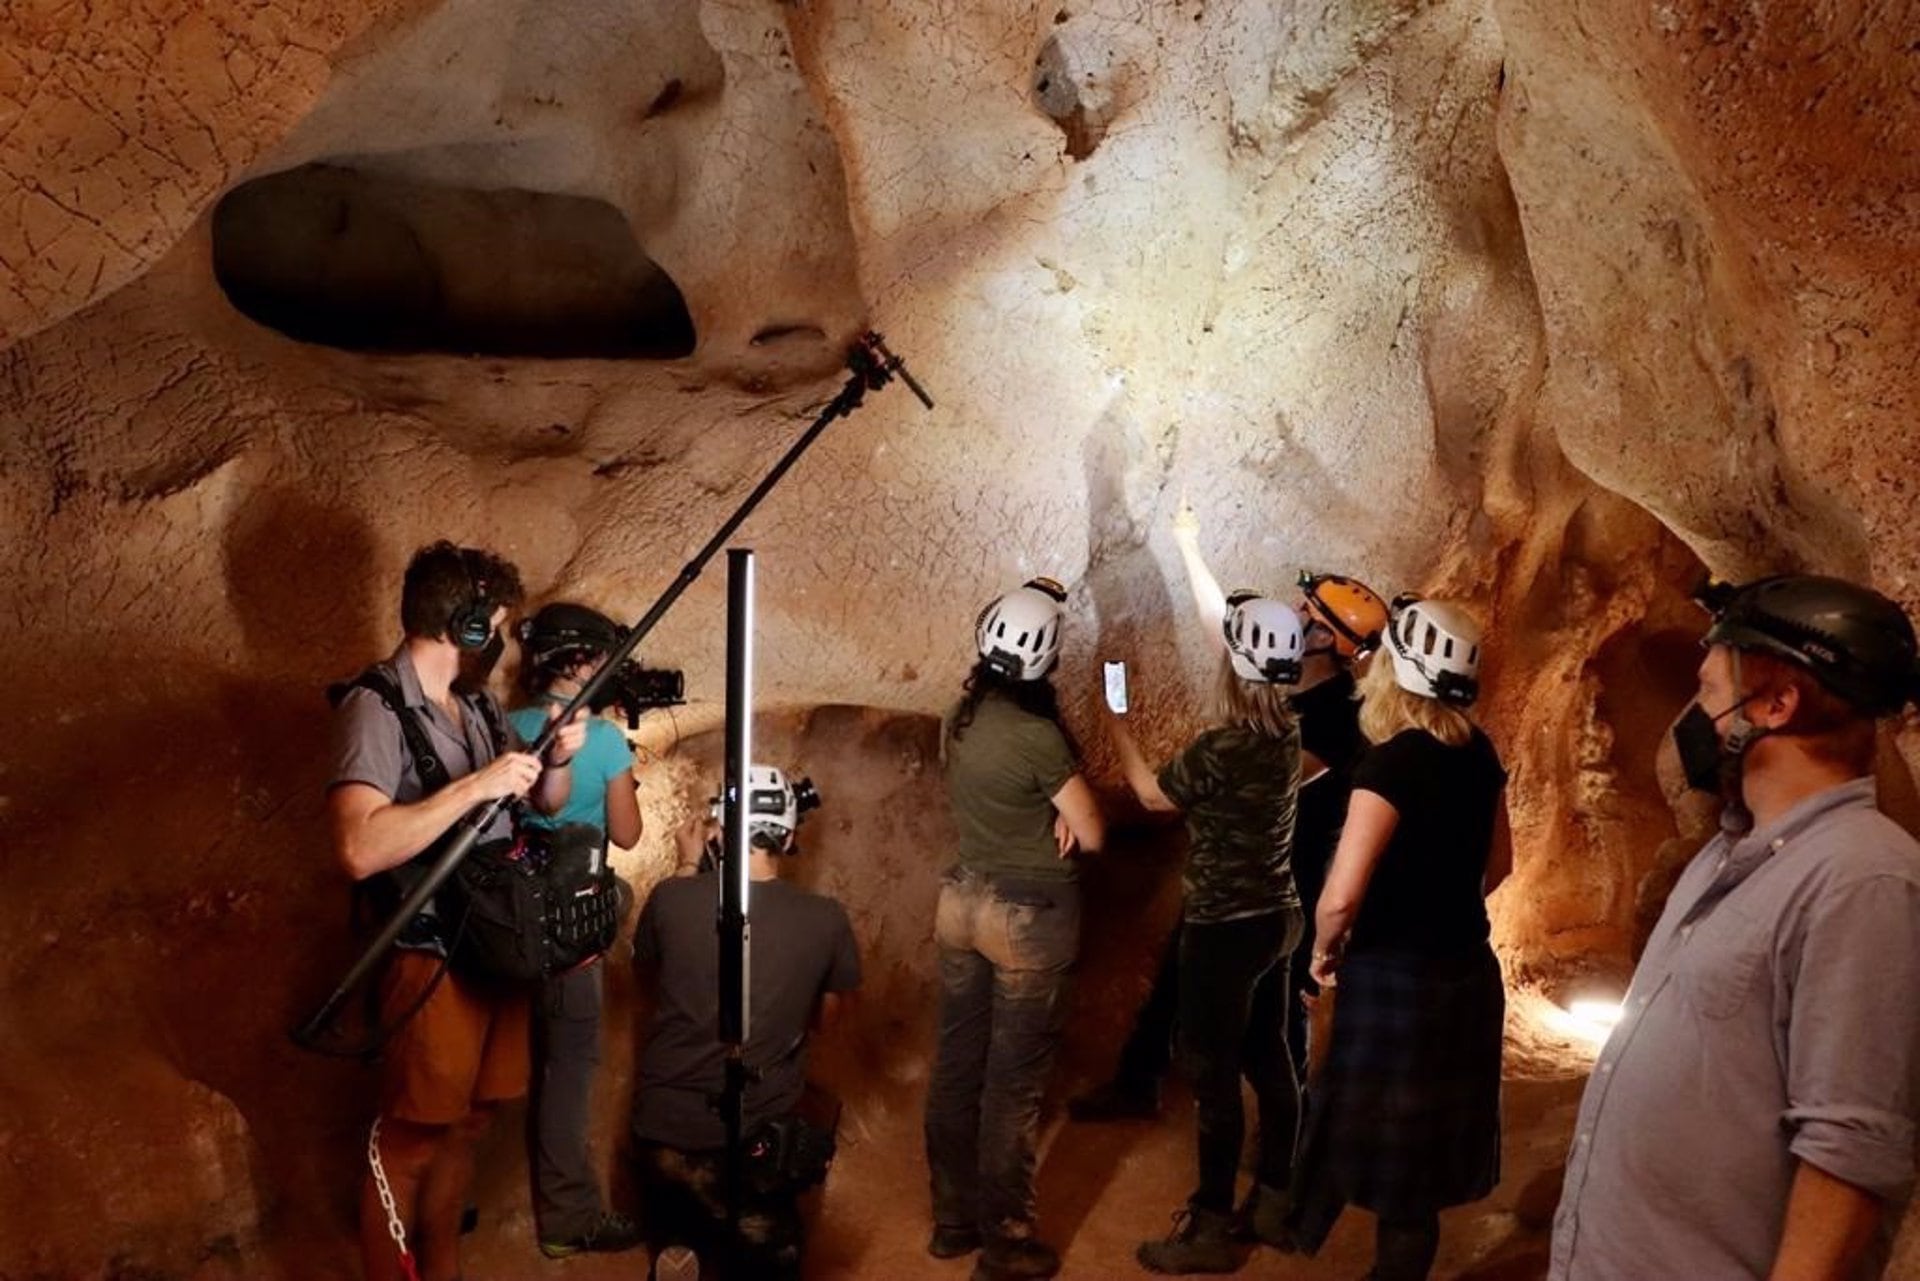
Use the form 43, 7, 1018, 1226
1177, 908, 1303, 1213
925, 866, 1079, 1240
1113, 918, 1316, 1100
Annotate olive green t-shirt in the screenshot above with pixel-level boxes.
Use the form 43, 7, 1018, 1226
944, 690, 1079, 881
1158, 722, 1302, 923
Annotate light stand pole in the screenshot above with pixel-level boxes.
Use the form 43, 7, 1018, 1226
718, 548, 755, 1241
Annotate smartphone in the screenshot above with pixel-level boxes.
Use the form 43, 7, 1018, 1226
1103, 660, 1129, 715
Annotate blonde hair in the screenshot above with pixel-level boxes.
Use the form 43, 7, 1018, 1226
1213, 654, 1298, 739
1356, 649, 1474, 747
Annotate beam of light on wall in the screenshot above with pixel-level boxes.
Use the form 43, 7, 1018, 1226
1543, 997, 1625, 1047
1569, 999, 1624, 1029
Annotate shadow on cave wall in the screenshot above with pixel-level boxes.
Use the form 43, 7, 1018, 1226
0, 641, 386, 1274
0, 494, 399, 1273
1079, 395, 1184, 755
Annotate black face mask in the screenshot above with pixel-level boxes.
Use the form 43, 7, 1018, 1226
1672, 695, 1767, 794
1673, 703, 1728, 792
454, 628, 506, 694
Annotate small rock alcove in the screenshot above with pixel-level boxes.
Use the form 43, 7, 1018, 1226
212, 164, 696, 359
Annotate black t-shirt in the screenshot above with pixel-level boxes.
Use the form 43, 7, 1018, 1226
632, 874, 861, 1149
1346, 726, 1507, 957
1290, 671, 1366, 914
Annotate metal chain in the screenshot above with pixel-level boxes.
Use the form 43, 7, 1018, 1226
367, 1117, 422, 1281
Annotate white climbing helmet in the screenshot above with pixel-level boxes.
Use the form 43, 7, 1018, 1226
976, 577, 1069, 681
745, 764, 821, 849
1223, 591, 1305, 685
1385, 595, 1483, 707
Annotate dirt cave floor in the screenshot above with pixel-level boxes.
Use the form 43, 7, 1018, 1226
260, 1058, 1585, 1281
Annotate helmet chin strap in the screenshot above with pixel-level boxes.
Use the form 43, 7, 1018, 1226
1718, 650, 1769, 834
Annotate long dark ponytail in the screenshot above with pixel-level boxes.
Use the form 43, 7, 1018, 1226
951, 659, 1080, 758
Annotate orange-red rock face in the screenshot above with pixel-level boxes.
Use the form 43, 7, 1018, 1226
3, 0, 1917, 1274
0, 0, 434, 346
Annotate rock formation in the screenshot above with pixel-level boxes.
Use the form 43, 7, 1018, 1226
2, 0, 1915, 1274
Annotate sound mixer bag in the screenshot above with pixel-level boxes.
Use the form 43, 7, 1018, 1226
531, 821, 629, 973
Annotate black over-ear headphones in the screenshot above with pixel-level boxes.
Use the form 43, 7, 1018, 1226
448, 552, 496, 651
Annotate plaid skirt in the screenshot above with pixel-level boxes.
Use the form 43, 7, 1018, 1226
1288, 945, 1503, 1241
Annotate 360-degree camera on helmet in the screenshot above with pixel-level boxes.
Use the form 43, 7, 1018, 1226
703, 766, 823, 868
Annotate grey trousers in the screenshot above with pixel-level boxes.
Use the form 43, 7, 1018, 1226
530, 960, 606, 1240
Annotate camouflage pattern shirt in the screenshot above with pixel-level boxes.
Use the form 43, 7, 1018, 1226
1158, 722, 1303, 924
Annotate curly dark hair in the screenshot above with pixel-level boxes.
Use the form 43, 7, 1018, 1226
400, 541, 525, 642
950, 658, 1080, 756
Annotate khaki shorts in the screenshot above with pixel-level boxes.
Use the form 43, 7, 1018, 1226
377, 950, 531, 1125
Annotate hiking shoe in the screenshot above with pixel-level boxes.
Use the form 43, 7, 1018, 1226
929, 1224, 984, 1258
1066, 1079, 1161, 1122
971, 1235, 1062, 1279
1234, 1182, 1296, 1250
652, 1244, 700, 1281
540, 1209, 646, 1259
1137, 1207, 1241, 1274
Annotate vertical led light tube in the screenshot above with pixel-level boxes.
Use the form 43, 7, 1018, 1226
719, 548, 754, 1046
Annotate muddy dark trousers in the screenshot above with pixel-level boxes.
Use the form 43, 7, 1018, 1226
925, 866, 1079, 1242
530, 960, 606, 1241
1111, 920, 1182, 1095
1178, 907, 1303, 1213
633, 1140, 804, 1281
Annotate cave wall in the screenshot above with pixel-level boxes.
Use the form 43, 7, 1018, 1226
3, 0, 1917, 1274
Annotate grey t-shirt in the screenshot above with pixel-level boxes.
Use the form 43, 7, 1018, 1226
943, 691, 1079, 881
328, 646, 521, 838
327, 646, 522, 946
632, 873, 861, 1150
1550, 778, 1920, 1281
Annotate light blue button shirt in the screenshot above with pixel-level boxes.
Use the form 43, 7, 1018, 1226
1550, 778, 1920, 1281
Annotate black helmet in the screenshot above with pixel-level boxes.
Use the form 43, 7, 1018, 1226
1697, 574, 1920, 716
517, 602, 624, 666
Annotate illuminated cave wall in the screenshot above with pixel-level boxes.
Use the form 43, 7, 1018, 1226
3, 0, 1917, 1274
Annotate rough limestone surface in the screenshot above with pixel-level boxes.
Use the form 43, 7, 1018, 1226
2, 0, 1916, 1274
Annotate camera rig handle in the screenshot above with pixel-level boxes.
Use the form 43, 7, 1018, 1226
293, 331, 933, 1050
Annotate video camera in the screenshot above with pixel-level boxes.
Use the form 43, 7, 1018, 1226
590, 658, 687, 730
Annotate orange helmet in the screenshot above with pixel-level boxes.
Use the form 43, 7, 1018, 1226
1297, 572, 1389, 661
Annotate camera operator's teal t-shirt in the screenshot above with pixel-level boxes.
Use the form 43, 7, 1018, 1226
507, 703, 637, 836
